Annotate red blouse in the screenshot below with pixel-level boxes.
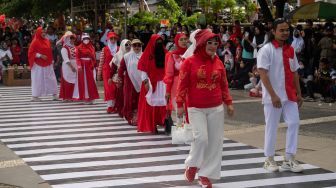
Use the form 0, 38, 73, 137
176, 54, 232, 108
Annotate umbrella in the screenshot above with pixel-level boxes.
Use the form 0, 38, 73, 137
288, 1, 336, 20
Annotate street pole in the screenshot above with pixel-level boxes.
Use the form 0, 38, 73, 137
124, 0, 128, 39
70, 0, 74, 27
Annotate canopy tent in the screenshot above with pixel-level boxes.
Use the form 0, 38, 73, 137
288, 1, 336, 20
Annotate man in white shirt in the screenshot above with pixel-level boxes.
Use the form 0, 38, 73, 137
257, 18, 304, 173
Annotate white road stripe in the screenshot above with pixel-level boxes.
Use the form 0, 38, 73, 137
0, 122, 132, 137
15, 142, 244, 156
205, 173, 336, 188
31, 155, 283, 172
0, 117, 124, 127
0, 121, 129, 132
2, 129, 139, 142
42, 163, 316, 182
23, 148, 263, 162
0, 107, 105, 116
51, 165, 325, 188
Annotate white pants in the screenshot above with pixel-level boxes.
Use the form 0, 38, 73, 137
31, 64, 58, 97
264, 101, 300, 157
185, 105, 224, 179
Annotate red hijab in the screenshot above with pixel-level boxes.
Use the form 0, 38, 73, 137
28, 27, 53, 67
194, 29, 223, 83
138, 34, 167, 91
171, 33, 187, 55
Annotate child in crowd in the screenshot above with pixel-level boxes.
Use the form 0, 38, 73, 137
244, 65, 262, 97
222, 41, 234, 73
230, 60, 250, 89
11, 39, 21, 66
314, 58, 333, 102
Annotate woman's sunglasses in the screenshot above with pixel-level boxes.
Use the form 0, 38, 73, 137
132, 43, 142, 47
206, 41, 219, 46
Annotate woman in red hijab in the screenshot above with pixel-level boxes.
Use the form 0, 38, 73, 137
73, 33, 99, 103
97, 32, 119, 113
163, 33, 188, 120
28, 27, 58, 101
176, 29, 234, 187
137, 34, 167, 133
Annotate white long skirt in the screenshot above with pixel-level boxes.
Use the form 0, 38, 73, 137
31, 64, 58, 97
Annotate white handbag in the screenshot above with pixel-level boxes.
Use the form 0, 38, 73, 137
172, 121, 193, 145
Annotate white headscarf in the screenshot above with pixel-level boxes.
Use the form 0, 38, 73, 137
107, 40, 118, 57
182, 29, 201, 59
111, 39, 130, 67
124, 48, 143, 92
56, 31, 74, 47
291, 31, 304, 54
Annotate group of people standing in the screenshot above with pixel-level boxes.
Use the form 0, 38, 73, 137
28, 27, 99, 103
28, 19, 305, 188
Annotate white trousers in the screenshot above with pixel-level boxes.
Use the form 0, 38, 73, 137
185, 105, 224, 179
31, 64, 58, 97
264, 101, 300, 157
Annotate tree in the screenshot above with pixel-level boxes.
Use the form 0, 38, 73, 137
0, 0, 70, 18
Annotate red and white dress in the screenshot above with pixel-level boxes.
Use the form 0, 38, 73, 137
118, 50, 142, 125
137, 34, 167, 133
73, 42, 99, 102
59, 41, 77, 100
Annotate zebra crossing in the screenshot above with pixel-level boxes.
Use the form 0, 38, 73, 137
0, 86, 336, 188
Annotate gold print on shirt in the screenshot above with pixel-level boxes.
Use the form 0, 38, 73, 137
196, 66, 220, 91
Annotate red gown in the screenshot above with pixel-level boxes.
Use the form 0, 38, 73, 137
59, 46, 76, 100
100, 46, 117, 101
137, 34, 167, 133
75, 42, 100, 101
118, 58, 139, 125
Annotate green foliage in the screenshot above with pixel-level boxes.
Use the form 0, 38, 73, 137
181, 13, 200, 27
129, 11, 159, 28
232, 7, 246, 22
224, 0, 236, 9
156, 0, 182, 23
211, 0, 225, 14
0, 0, 69, 18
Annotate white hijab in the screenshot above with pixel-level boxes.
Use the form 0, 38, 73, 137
182, 29, 201, 59
291, 32, 304, 54
107, 40, 118, 57
110, 39, 130, 67
124, 49, 143, 92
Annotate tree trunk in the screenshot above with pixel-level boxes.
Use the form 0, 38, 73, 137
257, 0, 273, 21
274, 0, 286, 18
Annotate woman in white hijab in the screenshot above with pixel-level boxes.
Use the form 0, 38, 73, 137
110, 39, 131, 117
117, 39, 143, 125
58, 31, 77, 101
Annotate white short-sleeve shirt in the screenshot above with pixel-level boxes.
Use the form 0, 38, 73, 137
257, 42, 300, 104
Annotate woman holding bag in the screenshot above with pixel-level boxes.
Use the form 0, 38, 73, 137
176, 29, 234, 188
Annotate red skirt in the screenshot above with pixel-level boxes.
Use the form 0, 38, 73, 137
137, 82, 166, 133
59, 77, 74, 100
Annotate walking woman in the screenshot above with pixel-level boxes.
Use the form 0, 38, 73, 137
176, 29, 234, 187
98, 32, 119, 113
110, 39, 131, 117
73, 33, 99, 103
117, 39, 143, 125
164, 33, 188, 117
58, 31, 77, 101
28, 27, 58, 101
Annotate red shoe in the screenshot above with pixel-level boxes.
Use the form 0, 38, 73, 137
198, 176, 212, 188
184, 167, 197, 183
106, 107, 115, 114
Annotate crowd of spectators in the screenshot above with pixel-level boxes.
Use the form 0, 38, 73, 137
0, 18, 335, 103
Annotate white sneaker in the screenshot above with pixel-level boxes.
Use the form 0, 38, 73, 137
281, 157, 303, 173
52, 95, 59, 101
263, 157, 279, 172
